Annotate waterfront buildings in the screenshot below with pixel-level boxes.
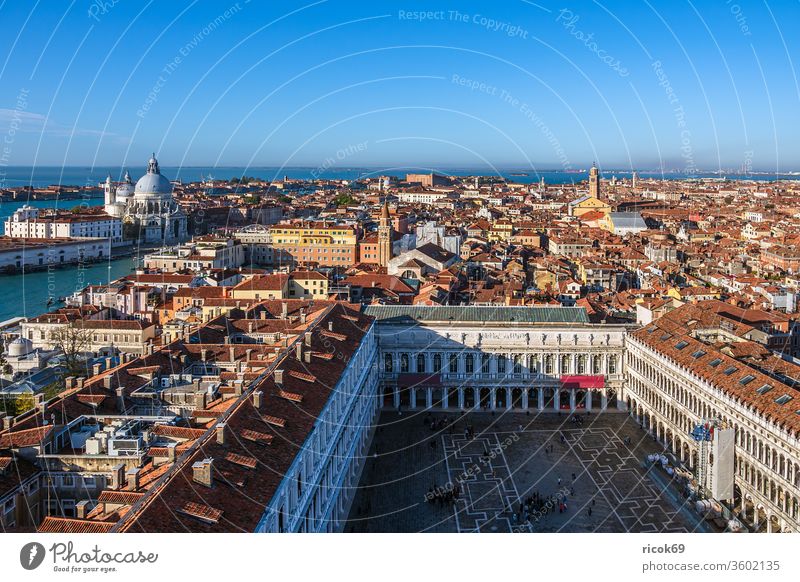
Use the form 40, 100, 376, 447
4, 205, 122, 244
0, 237, 110, 272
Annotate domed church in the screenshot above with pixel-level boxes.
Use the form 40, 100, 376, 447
104, 154, 188, 244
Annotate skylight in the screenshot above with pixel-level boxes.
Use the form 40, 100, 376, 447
774, 394, 793, 405
723, 366, 737, 375
708, 358, 722, 367
692, 350, 706, 359
675, 340, 689, 350
739, 375, 755, 385
756, 384, 773, 395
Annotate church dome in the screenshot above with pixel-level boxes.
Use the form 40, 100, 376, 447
134, 155, 173, 198
116, 170, 135, 199
7, 336, 33, 357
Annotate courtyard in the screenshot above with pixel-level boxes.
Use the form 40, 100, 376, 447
345, 409, 707, 533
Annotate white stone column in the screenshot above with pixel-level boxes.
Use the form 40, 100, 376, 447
490, 388, 497, 410
554, 390, 560, 411
410, 388, 417, 409
538, 388, 544, 410
506, 387, 512, 409
569, 389, 576, 411
458, 388, 465, 409
426, 388, 433, 409
442, 388, 449, 409
473, 387, 480, 410
586, 390, 592, 411
393, 388, 400, 409
601, 390, 608, 411
521, 389, 529, 410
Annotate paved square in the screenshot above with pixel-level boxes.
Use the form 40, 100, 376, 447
345, 410, 707, 533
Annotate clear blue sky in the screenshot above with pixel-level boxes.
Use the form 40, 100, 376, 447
0, 0, 798, 172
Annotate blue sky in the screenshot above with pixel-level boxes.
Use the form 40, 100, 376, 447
0, 0, 798, 171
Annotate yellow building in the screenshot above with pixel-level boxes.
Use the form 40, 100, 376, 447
568, 195, 611, 218
269, 222, 357, 267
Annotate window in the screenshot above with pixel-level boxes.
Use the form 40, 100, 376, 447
384, 353, 393, 373
449, 353, 458, 373
756, 384, 773, 395
433, 353, 442, 373
497, 356, 506, 374
400, 353, 409, 373
675, 341, 688, 350
465, 354, 474, 374
608, 356, 617, 374
416, 353, 425, 373
739, 374, 755, 385
481, 354, 490, 374
708, 358, 722, 367
723, 366, 737, 376
775, 394, 793, 405
691, 350, 706, 359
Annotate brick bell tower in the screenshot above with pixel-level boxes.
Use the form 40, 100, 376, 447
378, 200, 393, 268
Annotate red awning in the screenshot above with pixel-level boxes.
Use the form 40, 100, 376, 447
560, 375, 604, 390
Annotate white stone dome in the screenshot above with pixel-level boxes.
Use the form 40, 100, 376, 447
134, 155, 173, 198
7, 336, 33, 357
116, 171, 135, 199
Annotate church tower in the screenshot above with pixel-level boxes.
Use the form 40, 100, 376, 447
378, 200, 393, 268
589, 162, 600, 199
103, 173, 116, 213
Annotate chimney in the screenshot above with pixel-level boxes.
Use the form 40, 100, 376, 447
110, 463, 125, 490
300, 310, 307, 324
245, 348, 253, 361
76, 500, 92, 519
281, 302, 288, 319
193, 391, 206, 410
64, 376, 76, 390
116, 387, 125, 413
328, 321, 333, 332
274, 369, 284, 385
253, 390, 262, 408
304, 331, 312, 347
103, 375, 113, 390
229, 347, 236, 362
192, 458, 214, 488
76, 377, 85, 389
201, 349, 208, 362
216, 422, 227, 445
3, 415, 13, 430
248, 321, 254, 333
126, 467, 140, 491
92, 363, 103, 377
167, 442, 177, 463
304, 350, 311, 364
296, 342, 302, 360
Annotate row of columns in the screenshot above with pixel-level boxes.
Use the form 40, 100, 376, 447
385, 351, 620, 376
394, 386, 612, 412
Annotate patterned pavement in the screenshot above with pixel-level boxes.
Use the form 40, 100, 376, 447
345, 410, 706, 533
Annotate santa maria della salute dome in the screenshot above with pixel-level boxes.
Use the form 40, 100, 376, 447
104, 154, 188, 244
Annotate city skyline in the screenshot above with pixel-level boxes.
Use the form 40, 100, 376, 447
0, 1, 798, 170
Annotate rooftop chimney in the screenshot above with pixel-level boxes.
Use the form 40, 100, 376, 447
115, 387, 125, 413
216, 423, 227, 445
296, 342, 302, 360
76, 500, 92, 519
304, 350, 311, 364
103, 375, 113, 390
110, 463, 125, 490
3, 415, 13, 431
300, 310, 307, 324
253, 390, 263, 408
76, 377, 85, 389
304, 331, 312, 347
281, 302, 288, 319
126, 467, 141, 491
201, 349, 208, 362
328, 321, 333, 332
167, 442, 177, 463
92, 363, 103, 377
192, 458, 214, 488
274, 369, 284, 385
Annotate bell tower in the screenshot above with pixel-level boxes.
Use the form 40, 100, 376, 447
589, 162, 600, 199
378, 200, 393, 267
